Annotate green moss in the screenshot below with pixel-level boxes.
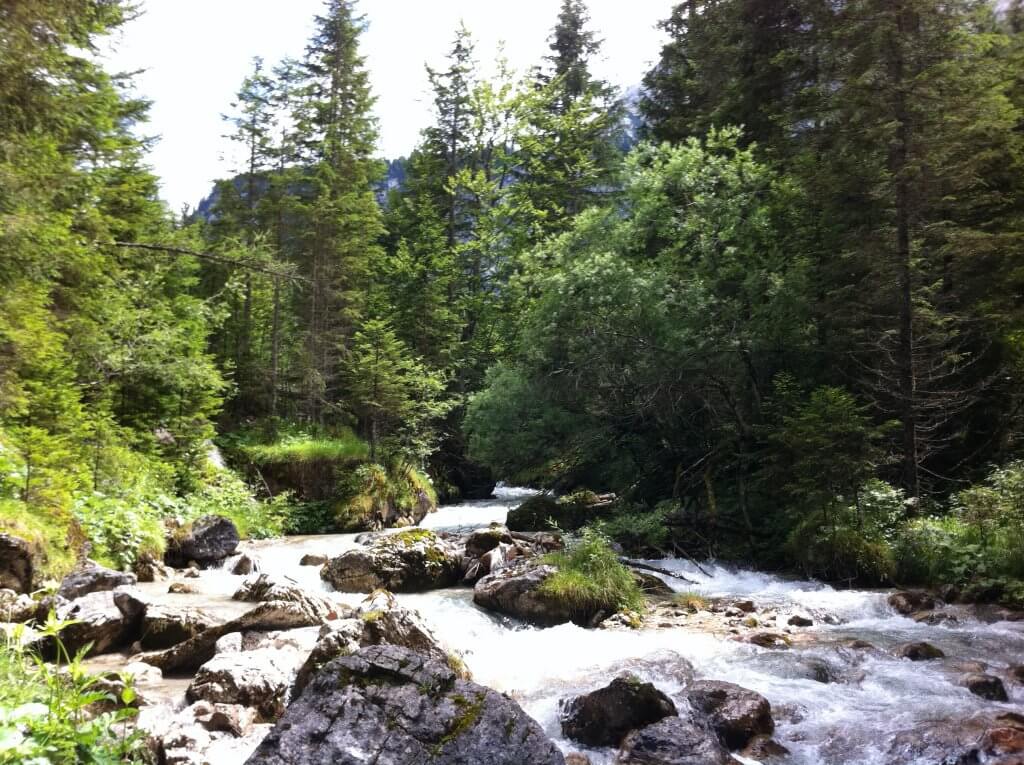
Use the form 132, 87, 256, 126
388, 528, 437, 547
439, 692, 486, 748
0, 499, 76, 581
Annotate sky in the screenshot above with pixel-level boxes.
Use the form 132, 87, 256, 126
102, 1, 675, 211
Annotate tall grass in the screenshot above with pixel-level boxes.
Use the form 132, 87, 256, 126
539, 529, 644, 620
243, 430, 369, 465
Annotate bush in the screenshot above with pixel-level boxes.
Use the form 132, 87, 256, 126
72, 494, 165, 571
0, 500, 77, 582
539, 529, 644, 619
594, 501, 677, 556
0, 615, 145, 763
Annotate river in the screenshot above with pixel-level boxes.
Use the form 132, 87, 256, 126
129, 486, 1024, 764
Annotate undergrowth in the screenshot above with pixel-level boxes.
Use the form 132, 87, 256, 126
540, 529, 644, 618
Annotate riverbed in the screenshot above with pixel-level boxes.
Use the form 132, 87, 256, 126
130, 486, 1024, 764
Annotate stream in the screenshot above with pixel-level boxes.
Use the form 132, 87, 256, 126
125, 486, 1024, 764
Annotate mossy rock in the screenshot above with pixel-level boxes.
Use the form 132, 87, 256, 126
506, 495, 597, 532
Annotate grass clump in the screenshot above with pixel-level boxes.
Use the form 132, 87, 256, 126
243, 429, 369, 466
333, 462, 436, 531
539, 529, 644, 619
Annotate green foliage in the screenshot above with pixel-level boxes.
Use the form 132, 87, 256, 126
594, 502, 677, 557
0, 615, 145, 763
72, 494, 165, 571
332, 462, 436, 532
539, 529, 644, 618
243, 430, 369, 465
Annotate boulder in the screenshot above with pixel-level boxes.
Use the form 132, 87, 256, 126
293, 592, 449, 696
140, 604, 219, 650
962, 673, 1009, 702
787, 613, 813, 627
464, 526, 513, 558
738, 632, 790, 650
506, 495, 583, 532
895, 641, 945, 661
140, 600, 333, 673
188, 648, 298, 721
135, 555, 171, 583
740, 736, 790, 761
473, 559, 577, 626
299, 553, 328, 567
1010, 665, 1024, 684
560, 674, 677, 747
227, 554, 257, 576
0, 588, 37, 623
57, 560, 136, 600
50, 589, 144, 657
888, 590, 936, 616
233, 574, 343, 623
165, 515, 239, 568
320, 529, 461, 593
619, 716, 736, 765
634, 571, 674, 596
686, 680, 774, 749
246, 644, 565, 765
0, 534, 33, 593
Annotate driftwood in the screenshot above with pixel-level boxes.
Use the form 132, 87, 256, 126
619, 557, 697, 585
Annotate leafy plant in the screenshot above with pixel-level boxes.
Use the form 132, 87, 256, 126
540, 528, 644, 620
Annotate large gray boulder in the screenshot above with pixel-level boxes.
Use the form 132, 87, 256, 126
140, 604, 220, 651
246, 644, 565, 765
619, 716, 736, 765
188, 647, 300, 721
560, 674, 678, 747
320, 530, 461, 593
0, 534, 33, 593
473, 559, 577, 626
293, 591, 450, 697
685, 680, 774, 750
57, 560, 136, 600
0, 588, 37, 623
49, 589, 144, 657
888, 590, 937, 616
166, 515, 239, 568
233, 574, 342, 623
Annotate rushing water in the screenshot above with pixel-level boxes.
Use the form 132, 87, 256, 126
146, 486, 1024, 764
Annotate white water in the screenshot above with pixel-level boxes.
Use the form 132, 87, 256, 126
170, 486, 1024, 764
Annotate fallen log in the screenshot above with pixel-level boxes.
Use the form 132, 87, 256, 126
619, 558, 698, 585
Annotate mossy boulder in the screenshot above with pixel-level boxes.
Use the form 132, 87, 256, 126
0, 534, 33, 594
247, 645, 565, 765
506, 494, 600, 532
165, 515, 239, 568
321, 530, 461, 593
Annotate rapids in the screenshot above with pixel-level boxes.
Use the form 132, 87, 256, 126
137, 486, 1024, 764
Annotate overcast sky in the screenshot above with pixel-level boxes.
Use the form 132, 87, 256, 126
102, 1, 674, 211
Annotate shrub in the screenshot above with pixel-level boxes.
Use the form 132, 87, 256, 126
540, 529, 644, 620
72, 494, 165, 571
594, 502, 677, 556
0, 615, 145, 763
785, 515, 895, 585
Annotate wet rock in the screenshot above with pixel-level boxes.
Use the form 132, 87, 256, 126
188, 648, 298, 720
686, 680, 774, 749
618, 715, 735, 765
888, 590, 937, 615
57, 560, 136, 600
464, 525, 513, 558
165, 515, 239, 568
320, 529, 461, 593
848, 639, 876, 651
738, 632, 790, 650
233, 573, 343, 622
227, 553, 257, 576
140, 604, 219, 650
135, 555, 171, 583
0, 588, 36, 623
473, 559, 576, 626
982, 713, 1024, 758
787, 613, 813, 627
0, 534, 33, 594
911, 609, 958, 626
246, 644, 566, 765
734, 600, 756, 613
564, 754, 591, 765
168, 581, 198, 594
140, 600, 333, 673
962, 673, 1009, 701
50, 589, 143, 657
299, 553, 328, 566
467, 542, 516, 582
293, 593, 449, 697
633, 571, 674, 596
1009, 665, 1024, 683
895, 641, 945, 661
560, 674, 678, 747
741, 735, 790, 760
183, 566, 201, 578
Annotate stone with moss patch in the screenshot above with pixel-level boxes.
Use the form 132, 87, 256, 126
321, 530, 461, 593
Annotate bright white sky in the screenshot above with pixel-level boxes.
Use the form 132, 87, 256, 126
102, 1, 674, 211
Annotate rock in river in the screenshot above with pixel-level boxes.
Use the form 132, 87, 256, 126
165, 515, 239, 568
246, 644, 566, 765
560, 673, 678, 747
962, 673, 1009, 701
472, 559, 577, 627
686, 680, 774, 750
320, 529, 461, 593
619, 715, 736, 765
57, 560, 136, 600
